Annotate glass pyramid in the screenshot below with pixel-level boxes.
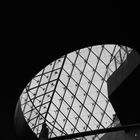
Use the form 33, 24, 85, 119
20, 44, 132, 139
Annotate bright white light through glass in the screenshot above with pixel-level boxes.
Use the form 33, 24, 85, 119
20, 44, 132, 139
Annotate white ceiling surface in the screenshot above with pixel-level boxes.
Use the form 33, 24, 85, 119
20, 44, 132, 139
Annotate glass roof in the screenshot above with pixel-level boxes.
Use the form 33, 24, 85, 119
20, 44, 132, 139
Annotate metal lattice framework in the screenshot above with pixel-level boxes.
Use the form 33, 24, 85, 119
20, 44, 132, 140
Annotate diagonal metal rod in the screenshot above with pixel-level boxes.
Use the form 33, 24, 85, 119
44, 55, 67, 122
47, 123, 140, 140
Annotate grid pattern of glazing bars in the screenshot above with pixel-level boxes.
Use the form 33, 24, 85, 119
20, 56, 66, 136
20, 44, 132, 140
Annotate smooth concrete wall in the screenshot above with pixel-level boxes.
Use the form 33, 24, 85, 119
104, 49, 140, 139
107, 50, 140, 96
107, 50, 140, 125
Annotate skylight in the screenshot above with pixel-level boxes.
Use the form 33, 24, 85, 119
20, 44, 132, 140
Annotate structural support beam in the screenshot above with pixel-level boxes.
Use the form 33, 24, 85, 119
47, 124, 140, 140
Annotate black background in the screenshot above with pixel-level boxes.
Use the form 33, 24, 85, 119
3, 3, 140, 140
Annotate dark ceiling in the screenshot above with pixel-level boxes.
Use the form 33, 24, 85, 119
3, 5, 140, 140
